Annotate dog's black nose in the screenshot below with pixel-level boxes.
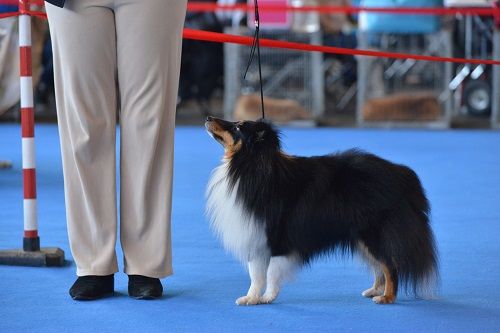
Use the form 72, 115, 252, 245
206, 116, 214, 122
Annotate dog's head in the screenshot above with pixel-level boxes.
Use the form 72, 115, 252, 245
205, 116, 280, 158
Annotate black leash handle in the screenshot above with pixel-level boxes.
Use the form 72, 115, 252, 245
243, 0, 265, 120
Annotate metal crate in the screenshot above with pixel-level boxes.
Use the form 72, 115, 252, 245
223, 27, 324, 121
356, 31, 453, 128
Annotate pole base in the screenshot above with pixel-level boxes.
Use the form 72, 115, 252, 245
23, 236, 40, 252
0, 160, 12, 169
0, 247, 65, 267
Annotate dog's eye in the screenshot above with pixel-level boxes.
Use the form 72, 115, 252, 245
235, 126, 240, 131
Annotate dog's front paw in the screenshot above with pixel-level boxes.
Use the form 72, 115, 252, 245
235, 295, 260, 306
259, 292, 278, 304
372, 295, 396, 304
362, 287, 384, 298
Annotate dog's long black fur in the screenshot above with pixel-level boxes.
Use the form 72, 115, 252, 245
210, 117, 438, 297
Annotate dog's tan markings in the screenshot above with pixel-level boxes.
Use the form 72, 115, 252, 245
208, 123, 232, 144
372, 264, 396, 304
206, 122, 223, 136
220, 131, 234, 147
206, 120, 243, 159
225, 140, 242, 159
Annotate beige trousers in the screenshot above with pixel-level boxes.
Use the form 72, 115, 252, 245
46, 0, 187, 278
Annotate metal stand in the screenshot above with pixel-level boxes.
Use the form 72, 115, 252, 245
492, 29, 500, 128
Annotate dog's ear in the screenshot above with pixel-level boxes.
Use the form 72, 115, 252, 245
256, 130, 265, 142
255, 119, 271, 142
251, 120, 280, 150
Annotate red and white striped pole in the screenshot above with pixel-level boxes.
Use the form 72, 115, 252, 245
19, 0, 40, 252
1, 0, 64, 266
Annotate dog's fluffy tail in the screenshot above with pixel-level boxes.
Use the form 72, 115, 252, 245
395, 169, 439, 298
402, 219, 439, 299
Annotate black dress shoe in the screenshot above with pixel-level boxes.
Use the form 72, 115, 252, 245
128, 275, 163, 299
69, 274, 114, 300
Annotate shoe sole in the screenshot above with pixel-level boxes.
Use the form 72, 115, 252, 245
129, 294, 162, 300
71, 291, 115, 301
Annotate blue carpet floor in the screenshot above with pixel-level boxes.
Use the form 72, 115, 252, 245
1, 124, 500, 332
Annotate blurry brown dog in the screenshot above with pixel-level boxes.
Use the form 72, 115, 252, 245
234, 94, 311, 123
363, 93, 441, 122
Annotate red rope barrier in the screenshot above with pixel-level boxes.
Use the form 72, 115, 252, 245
0, 10, 46, 18
1, 0, 497, 15
183, 28, 500, 66
1, 7, 498, 65
187, 2, 500, 17
0, 0, 44, 6
0, 11, 18, 19
26, 10, 46, 18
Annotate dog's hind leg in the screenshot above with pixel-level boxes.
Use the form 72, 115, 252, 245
362, 270, 385, 298
372, 264, 398, 304
236, 257, 269, 306
358, 241, 385, 298
358, 241, 397, 303
259, 255, 299, 304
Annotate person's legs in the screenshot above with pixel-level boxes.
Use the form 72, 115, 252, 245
115, 0, 187, 278
46, 0, 118, 277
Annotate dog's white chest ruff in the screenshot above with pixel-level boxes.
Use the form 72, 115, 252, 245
206, 163, 268, 262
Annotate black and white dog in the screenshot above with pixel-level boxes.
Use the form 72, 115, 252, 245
205, 117, 438, 305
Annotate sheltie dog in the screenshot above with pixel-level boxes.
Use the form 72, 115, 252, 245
205, 116, 438, 305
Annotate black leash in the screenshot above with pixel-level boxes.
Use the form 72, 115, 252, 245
243, 0, 265, 120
